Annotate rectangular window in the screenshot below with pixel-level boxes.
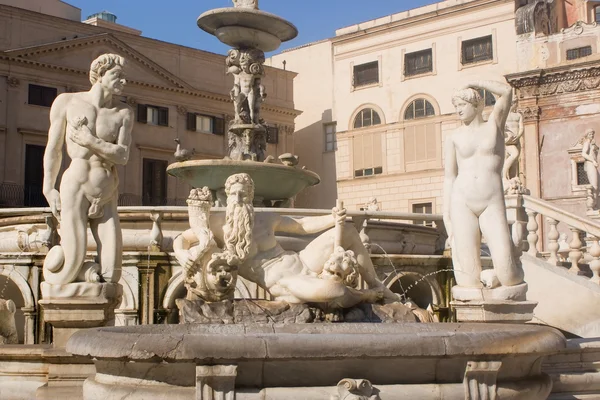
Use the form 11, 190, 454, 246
267, 125, 279, 144
353, 61, 379, 87
461, 35, 493, 64
137, 104, 169, 127
404, 49, 433, 76
566, 46, 592, 61
142, 158, 168, 206
186, 112, 225, 135
324, 123, 337, 152
412, 202, 433, 227
28, 84, 57, 107
24, 144, 47, 207
577, 162, 590, 185
353, 132, 383, 177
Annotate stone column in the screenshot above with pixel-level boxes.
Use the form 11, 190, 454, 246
21, 306, 36, 345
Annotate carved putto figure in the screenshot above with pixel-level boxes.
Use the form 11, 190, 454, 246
232, 0, 258, 9
444, 81, 525, 291
502, 100, 524, 186
206, 173, 399, 309
174, 188, 238, 302
581, 128, 599, 203
42, 54, 133, 286
226, 48, 266, 125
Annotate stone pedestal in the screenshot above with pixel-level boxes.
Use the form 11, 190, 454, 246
39, 282, 120, 348
450, 283, 537, 323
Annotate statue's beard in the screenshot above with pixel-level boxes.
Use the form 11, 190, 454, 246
224, 201, 254, 262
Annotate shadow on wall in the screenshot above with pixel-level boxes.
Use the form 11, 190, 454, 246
294, 109, 338, 209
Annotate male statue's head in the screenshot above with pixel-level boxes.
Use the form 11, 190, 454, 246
452, 88, 483, 123
89, 54, 126, 95
223, 173, 255, 262
319, 246, 360, 288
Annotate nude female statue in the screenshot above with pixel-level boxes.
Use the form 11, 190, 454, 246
443, 81, 525, 289
42, 54, 133, 285
581, 128, 599, 198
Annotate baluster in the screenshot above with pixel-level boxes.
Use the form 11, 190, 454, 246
568, 228, 584, 275
526, 209, 539, 257
588, 234, 600, 284
149, 212, 163, 252
546, 218, 560, 265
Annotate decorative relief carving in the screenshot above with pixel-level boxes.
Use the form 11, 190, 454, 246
331, 378, 380, 400
562, 21, 597, 36
177, 105, 187, 116
464, 361, 502, 400
518, 106, 541, 121
6, 77, 19, 88
510, 67, 600, 99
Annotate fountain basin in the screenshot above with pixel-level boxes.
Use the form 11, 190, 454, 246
67, 323, 564, 399
198, 8, 298, 52
167, 159, 320, 202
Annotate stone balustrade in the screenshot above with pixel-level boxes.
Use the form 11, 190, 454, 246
506, 194, 600, 284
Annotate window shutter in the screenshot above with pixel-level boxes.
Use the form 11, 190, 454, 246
137, 104, 147, 123
353, 135, 364, 171
186, 112, 196, 131
213, 117, 225, 135
158, 107, 169, 127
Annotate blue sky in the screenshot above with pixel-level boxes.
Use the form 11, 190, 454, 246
66, 0, 439, 55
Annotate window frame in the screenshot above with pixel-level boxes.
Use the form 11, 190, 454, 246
324, 122, 337, 152
461, 35, 494, 65
142, 158, 168, 206
353, 108, 382, 129
566, 46, 593, 61
404, 49, 433, 77
28, 84, 57, 107
404, 99, 436, 120
186, 112, 225, 135
138, 104, 169, 127
353, 61, 379, 88
411, 201, 434, 227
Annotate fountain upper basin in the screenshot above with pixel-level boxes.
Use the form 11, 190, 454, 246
167, 159, 320, 201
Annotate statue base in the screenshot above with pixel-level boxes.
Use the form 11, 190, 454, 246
177, 299, 418, 324
451, 283, 535, 323
39, 282, 120, 348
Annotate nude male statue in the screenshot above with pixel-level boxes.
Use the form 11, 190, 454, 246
502, 100, 524, 184
226, 49, 266, 124
208, 173, 397, 308
42, 54, 133, 285
444, 81, 525, 289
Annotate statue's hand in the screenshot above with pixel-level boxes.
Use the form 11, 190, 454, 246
175, 250, 196, 271
45, 189, 61, 220
332, 206, 347, 225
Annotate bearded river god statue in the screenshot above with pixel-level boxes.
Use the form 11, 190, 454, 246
176, 173, 433, 323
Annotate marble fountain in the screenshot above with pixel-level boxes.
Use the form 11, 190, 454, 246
0, 1, 568, 399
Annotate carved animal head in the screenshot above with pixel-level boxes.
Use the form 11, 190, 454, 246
320, 247, 359, 288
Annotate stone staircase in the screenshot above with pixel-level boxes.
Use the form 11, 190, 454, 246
506, 194, 600, 337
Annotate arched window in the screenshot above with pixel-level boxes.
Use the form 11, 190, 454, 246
404, 99, 435, 120
353, 108, 382, 129
478, 89, 496, 107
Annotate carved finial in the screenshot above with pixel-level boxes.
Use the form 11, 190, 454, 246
232, 0, 258, 9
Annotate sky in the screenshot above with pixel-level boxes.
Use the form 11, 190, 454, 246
66, 0, 439, 56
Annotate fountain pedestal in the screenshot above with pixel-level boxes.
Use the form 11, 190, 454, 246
39, 283, 120, 348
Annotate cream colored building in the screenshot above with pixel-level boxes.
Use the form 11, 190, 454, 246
271, 0, 520, 214
0, 0, 298, 208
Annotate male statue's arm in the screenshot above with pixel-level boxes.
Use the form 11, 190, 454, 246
43, 94, 68, 218
443, 134, 457, 241
72, 109, 133, 165
466, 80, 513, 132
275, 213, 336, 236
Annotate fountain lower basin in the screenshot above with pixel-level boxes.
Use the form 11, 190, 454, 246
67, 323, 564, 400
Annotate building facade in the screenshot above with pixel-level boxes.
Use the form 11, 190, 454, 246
274, 0, 600, 223
0, 1, 298, 208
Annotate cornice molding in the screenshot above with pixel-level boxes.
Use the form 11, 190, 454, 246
508, 64, 600, 98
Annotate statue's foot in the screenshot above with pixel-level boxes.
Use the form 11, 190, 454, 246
480, 269, 500, 288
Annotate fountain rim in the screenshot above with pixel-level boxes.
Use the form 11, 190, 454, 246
67, 322, 566, 362
197, 7, 298, 42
